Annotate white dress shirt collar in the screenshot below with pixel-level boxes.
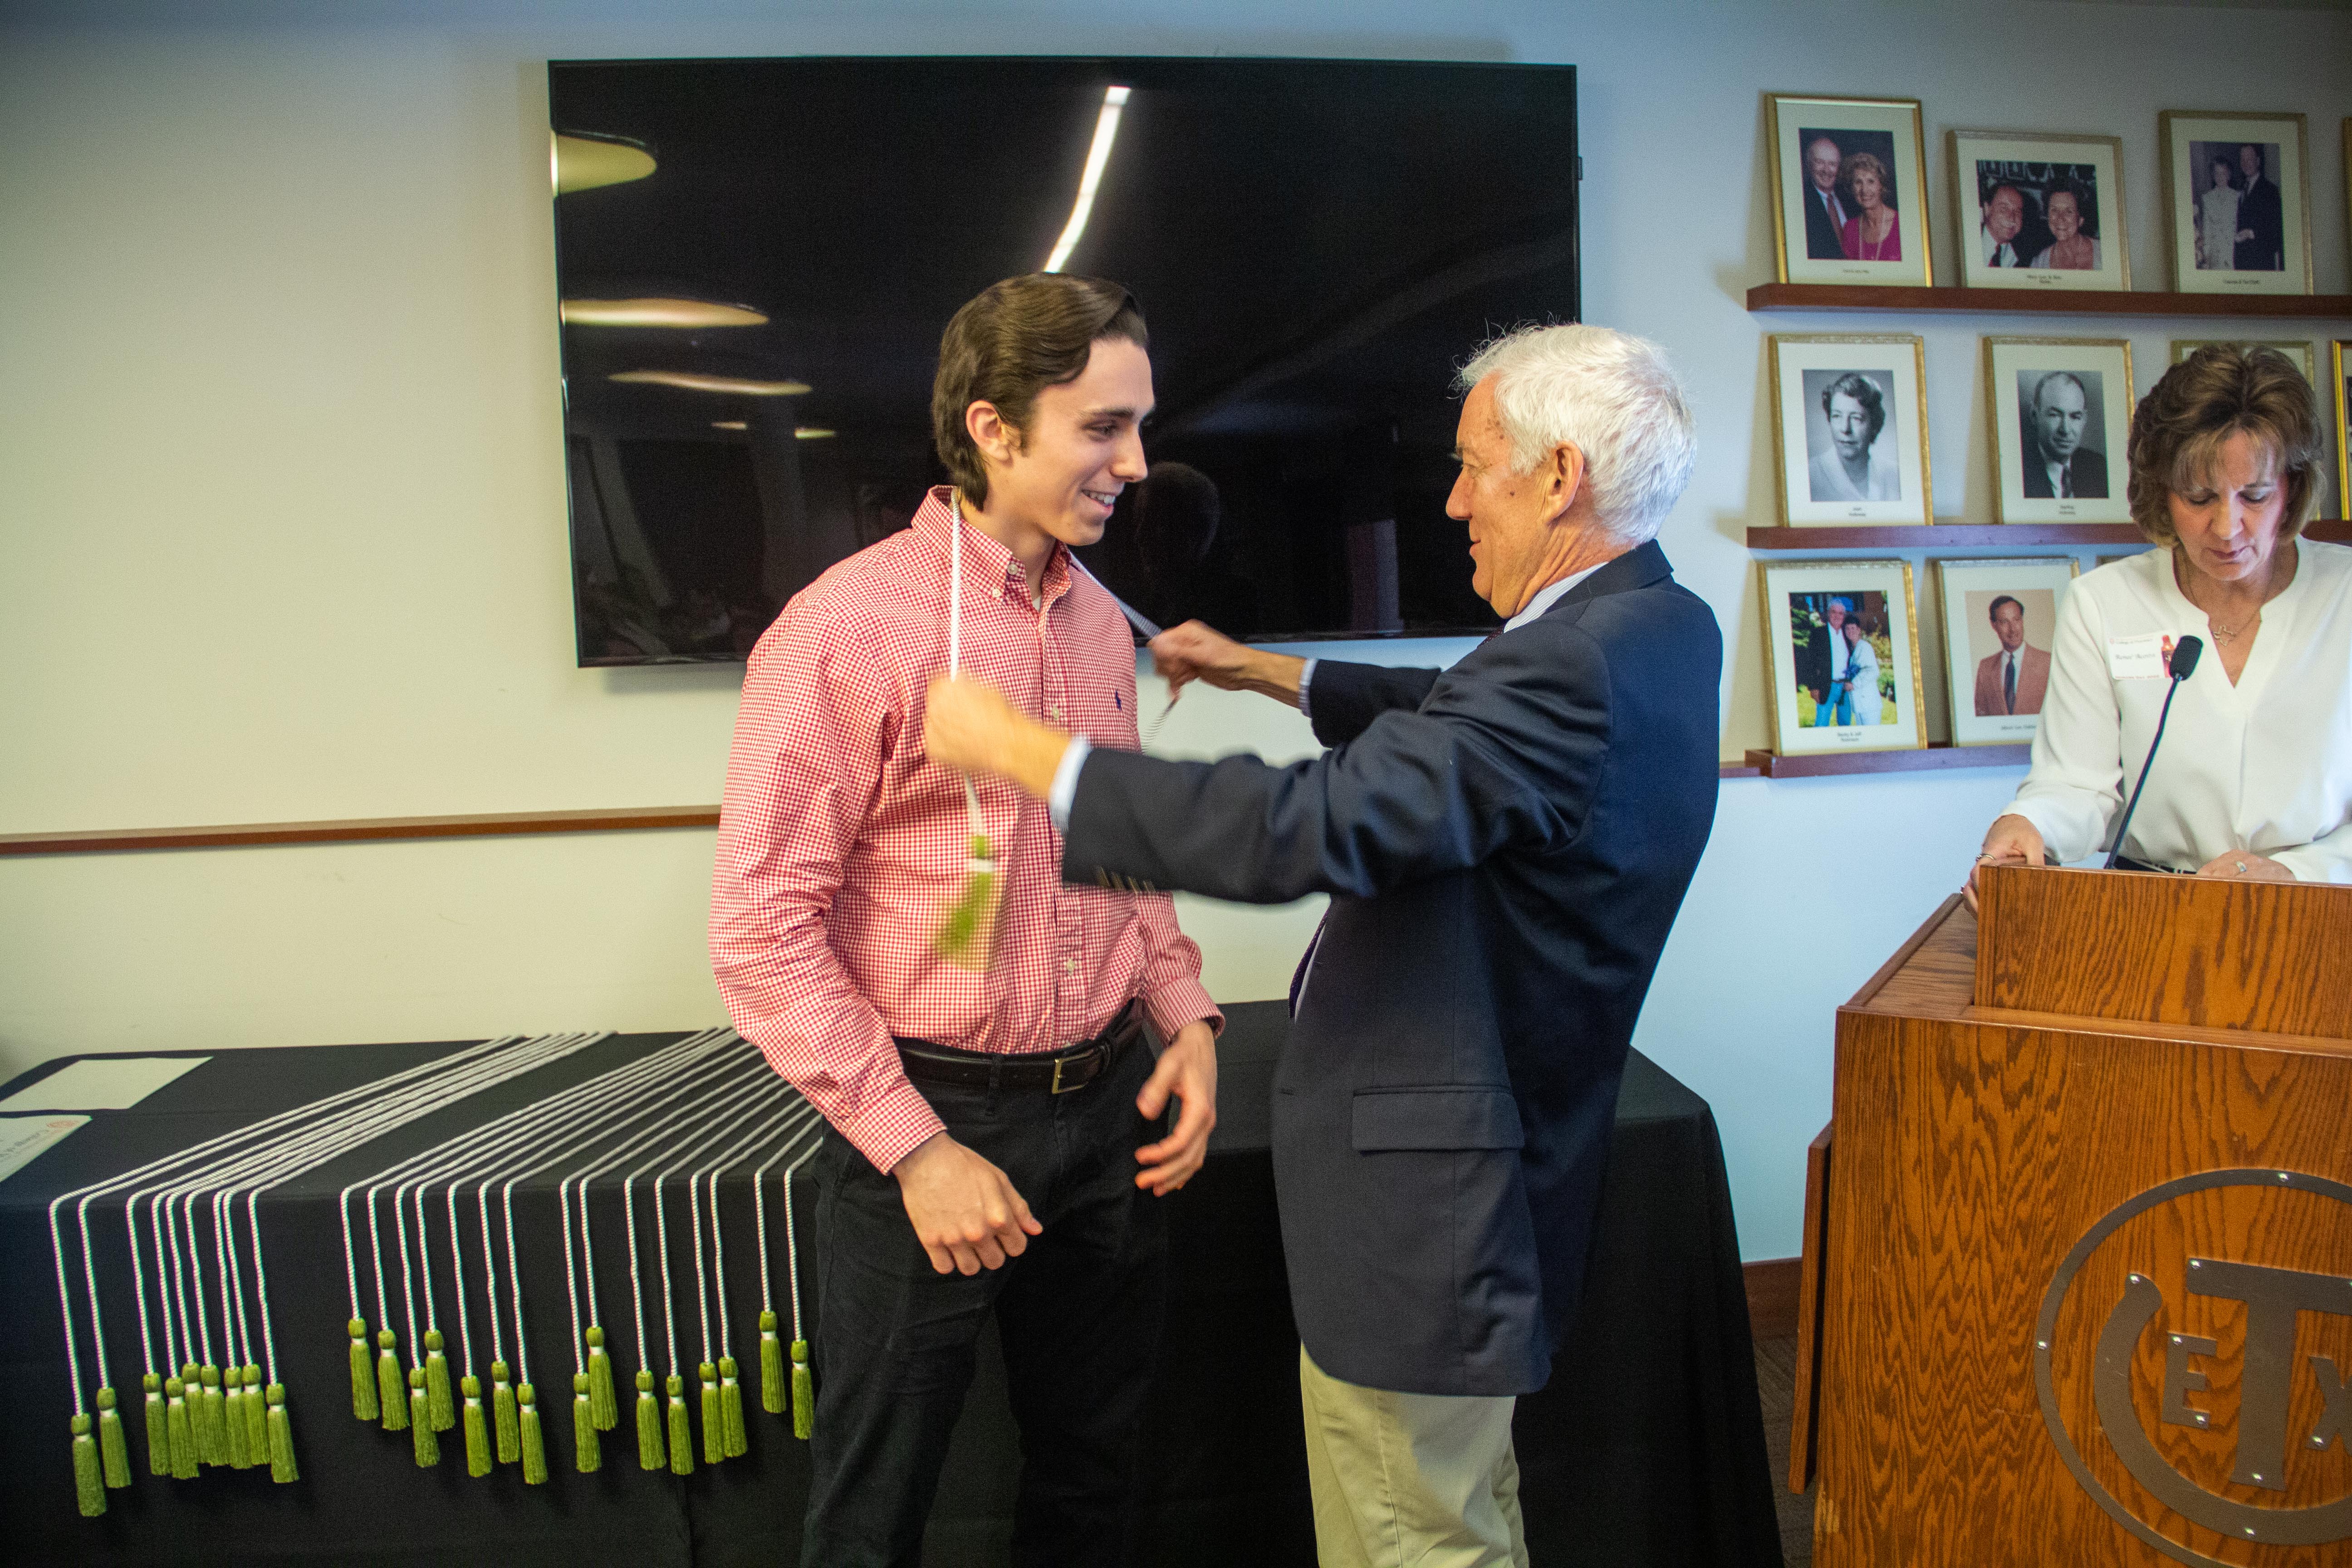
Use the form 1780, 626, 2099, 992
1506, 561, 1606, 633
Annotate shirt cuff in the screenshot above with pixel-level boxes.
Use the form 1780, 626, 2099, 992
836, 1078, 949, 1176
1297, 658, 1318, 719
1140, 978, 1224, 1044
1047, 736, 1093, 833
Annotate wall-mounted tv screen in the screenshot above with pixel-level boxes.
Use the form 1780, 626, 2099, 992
549, 56, 1578, 664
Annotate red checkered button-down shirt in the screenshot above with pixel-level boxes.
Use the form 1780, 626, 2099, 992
710, 487, 1221, 1173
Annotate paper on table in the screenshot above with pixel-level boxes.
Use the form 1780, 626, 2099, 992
0, 1055, 211, 1112
0, 1115, 90, 1184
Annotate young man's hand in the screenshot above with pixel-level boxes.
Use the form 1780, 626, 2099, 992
892, 1132, 1042, 1274
1133, 1019, 1218, 1195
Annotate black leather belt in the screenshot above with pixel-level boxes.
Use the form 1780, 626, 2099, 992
896, 1002, 1144, 1096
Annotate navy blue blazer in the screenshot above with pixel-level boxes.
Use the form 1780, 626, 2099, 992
1063, 541, 1720, 1396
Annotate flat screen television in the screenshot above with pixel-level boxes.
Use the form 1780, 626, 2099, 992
549, 56, 1579, 665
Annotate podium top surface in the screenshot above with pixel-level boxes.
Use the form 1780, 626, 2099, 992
1847, 883, 2352, 1058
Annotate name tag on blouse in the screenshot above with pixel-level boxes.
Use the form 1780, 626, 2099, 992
2107, 632, 2190, 681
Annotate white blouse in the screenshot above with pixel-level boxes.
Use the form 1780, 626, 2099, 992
2005, 540, 2352, 881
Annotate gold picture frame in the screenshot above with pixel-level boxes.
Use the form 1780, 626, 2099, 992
1759, 559, 1926, 756
1768, 334, 1933, 526
2334, 339, 2350, 523
2169, 338, 2316, 383
1766, 93, 1933, 287
1948, 129, 2130, 291
1932, 557, 2080, 747
1984, 337, 2134, 526
2158, 110, 2313, 294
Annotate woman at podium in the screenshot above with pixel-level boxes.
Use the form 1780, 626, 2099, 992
1972, 345, 2351, 886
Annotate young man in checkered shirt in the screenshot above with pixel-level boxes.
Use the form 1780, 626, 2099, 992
710, 274, 1221, 1566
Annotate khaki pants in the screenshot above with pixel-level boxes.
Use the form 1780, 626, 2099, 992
1298, 1345, 1530, 1568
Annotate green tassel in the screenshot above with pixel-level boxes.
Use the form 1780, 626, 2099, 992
633, 1371, 664, 1470
586, 1326, 616, 1430
666, 1375, 694, 1475
718, 1356, 746, 1458
164, 1376, 198, 1479
96, 1386, 130, 1488
490, 1360, 519, 1463
697, 1362, 722, 1465
758, 1313, 785, 1415
348, 1318, 379, 1420
572, 1374, 601, 1473
932, 836, 1000, 966
376, 1333, 407, 1431
222, 1367, 253, 1469
408, 1368, 438, 1466
461, 1375, 491, 1478
143, 1373, 168, 1476
790, 1340, 813, 1440
518, 1383, 547, 1485
265, 1382, 297, 1483
423, 1330, 453, 1431
196, 1363, 226, 1465
73, 1413, 105, 1517
242, 1363, 266, 1461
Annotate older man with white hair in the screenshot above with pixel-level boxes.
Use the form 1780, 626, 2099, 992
924, 323, 1720, 1566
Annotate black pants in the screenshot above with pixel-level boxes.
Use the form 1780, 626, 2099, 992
802, 1039, 1168, 1568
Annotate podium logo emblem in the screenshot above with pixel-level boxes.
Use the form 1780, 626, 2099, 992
2036, 1170, 2352, 1565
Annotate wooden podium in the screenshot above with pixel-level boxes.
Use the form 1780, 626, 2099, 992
1791, 865, 2352, 1567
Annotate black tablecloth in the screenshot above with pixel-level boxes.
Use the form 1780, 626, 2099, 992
0, 1006, 1777, 1566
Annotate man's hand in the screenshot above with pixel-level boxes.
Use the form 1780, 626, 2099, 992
1965, 813, 2047, 912
1133, 1020, 1217, 1196
2194, 850, 2293, 882
924, 675, 1070, 799
1150, 622, 1306, 707
892, 1131, 1043, 1275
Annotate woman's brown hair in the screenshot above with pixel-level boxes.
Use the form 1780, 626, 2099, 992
2126, 343, 2322, 545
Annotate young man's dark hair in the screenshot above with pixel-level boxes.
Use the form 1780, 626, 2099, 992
932, 274, 1147, 504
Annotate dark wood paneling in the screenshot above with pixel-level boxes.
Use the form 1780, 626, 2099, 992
1746, 1257, 1803, 1342
1747, 282, 2352, 319
1789, 1123, 1833, 1496
1977, 864, 2352, 1039
0, 807, 723, 857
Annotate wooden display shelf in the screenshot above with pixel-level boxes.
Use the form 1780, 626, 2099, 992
1743, 743, 2029, 778
1746, 282, 2352, 318
0, 805, 722, 857
1749, 520, 2352, 549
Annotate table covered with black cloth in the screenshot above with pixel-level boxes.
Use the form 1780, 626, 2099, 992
0, 1004, 1778, 1566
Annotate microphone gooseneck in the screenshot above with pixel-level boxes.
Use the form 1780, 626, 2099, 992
2103, 635, 2205, 870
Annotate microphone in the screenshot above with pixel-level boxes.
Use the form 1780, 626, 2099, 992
2104, 636, 2204, 870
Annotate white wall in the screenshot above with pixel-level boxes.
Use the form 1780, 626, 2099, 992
3, 0, 2346, 1261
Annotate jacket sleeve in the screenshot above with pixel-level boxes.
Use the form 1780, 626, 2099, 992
1066, 628, 1607, 905
1304, 660, 1444, 748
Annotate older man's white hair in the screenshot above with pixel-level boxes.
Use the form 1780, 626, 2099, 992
1454, 324, 1697, 544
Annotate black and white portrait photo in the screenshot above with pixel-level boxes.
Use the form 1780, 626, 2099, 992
1949, 131, 2129, 291
1804, 369, 1901, 503
2015, 370, 2109, 500
1772, 335, 1931, 526
1984, 337, 2133, 525
2164, 111, 2311, 294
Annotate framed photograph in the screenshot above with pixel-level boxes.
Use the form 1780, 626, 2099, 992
1949, 129, 2129, 291
1984, 337, 2133, 525
1769, 335, 1932, 526
1933, 558, 2079, 746
1767, 94, 1933, 286
2170, 338, 2316, 383
2160, 111, 2312, 294
1761, 561, 1925, 755
2335, 339, 2350, 523
2097, 551, 2151, 569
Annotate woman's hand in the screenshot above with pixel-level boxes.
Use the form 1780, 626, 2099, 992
2193, 851, 2293, 882
1965, 813, 2047, 912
